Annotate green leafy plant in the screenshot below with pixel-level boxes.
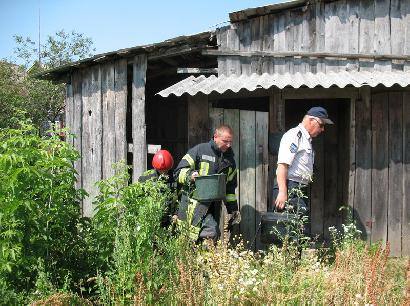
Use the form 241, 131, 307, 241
0, 122, 87, 299
92, 165, 183, 304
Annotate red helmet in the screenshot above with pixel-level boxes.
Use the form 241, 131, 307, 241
152, 150, 174, 171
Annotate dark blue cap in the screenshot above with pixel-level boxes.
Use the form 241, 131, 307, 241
307, 106, 334, 124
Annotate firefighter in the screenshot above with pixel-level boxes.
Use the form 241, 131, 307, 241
173, 125, 241, 243
139, 149, 176, 227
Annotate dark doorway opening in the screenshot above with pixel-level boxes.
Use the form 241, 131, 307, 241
285, 99, 350, 242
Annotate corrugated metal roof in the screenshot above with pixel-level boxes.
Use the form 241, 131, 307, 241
157, 71, 410, 97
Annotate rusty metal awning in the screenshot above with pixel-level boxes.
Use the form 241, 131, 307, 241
156, 71, 410, 97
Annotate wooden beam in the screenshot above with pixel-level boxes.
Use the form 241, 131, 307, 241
202, 49, 410, 61
148, 46, 208, 61
132, 54, 148, 182
177, 67, 218, 74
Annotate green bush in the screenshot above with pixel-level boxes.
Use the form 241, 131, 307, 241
0, 123, 87, 299
91, 166, 185, 304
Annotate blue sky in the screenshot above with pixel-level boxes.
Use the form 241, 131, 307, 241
0, 0, 278, 64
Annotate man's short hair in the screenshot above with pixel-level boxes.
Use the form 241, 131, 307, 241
214, 124, 233, 136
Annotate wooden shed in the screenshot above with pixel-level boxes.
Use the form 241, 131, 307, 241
158, 0, 410, 256
41, 32, 217, 216
42, 0, 409, 256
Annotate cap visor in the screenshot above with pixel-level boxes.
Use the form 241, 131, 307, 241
323, 118, 334, 125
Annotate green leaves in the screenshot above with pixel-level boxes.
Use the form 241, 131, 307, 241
0, 123, 86, 296
0, 30, 95, 131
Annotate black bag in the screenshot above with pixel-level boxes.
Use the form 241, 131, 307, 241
260, 211, 298, 244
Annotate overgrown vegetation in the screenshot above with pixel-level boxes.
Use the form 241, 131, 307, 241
0, 123, 408, 305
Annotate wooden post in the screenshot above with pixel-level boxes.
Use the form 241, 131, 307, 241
371, 92, 389, 246
268, 88, 285, 211
240, 110, 256, 248
388, 92, 403, 256
114, 59, 128, 165
255, 111, 268, 250
403, 92, 410, 256
355, 86, 372, 242
132, 54, 147, 182
101, 63, 116, 179
347, 91, 357, 214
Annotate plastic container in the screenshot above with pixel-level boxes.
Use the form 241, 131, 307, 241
193, 174, 226, 201
260, 211, 298, 244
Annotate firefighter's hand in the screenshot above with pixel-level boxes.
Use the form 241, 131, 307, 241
274, 191, 287, 211
191, 171, 199, 181
229, 211, 241, 225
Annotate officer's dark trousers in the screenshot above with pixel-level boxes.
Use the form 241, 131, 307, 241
272, 179, 310, 235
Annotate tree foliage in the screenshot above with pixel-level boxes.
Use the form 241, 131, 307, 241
0, 62, 27, 128
0, 30, 95, 130
14, 30, 95, 69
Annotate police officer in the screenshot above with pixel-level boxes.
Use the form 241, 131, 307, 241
139, 149, 176, 227
273, 107, 333, 218
174, 125, 240, 242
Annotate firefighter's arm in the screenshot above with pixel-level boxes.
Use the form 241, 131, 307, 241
173, 147, 198, 186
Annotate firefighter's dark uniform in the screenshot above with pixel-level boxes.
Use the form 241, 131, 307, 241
173, 139, 238, 241
138, 169, 176, 227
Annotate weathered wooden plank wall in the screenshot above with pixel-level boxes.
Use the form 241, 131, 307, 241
240, 111, 256, 248
102, 63, 116, 179
132, 54, 148, 182
371, 92, 389, 246
255, 112, 268, 249
354, 87, 372, 241
207, 103, 268, 249
65, 83, 74, 147
223, 108, 240, 240
82, 66, 102, 217
66, 59, 130, 216
101, 60, 128, 179
188, 94, 209, 147
352, 88, 409, 256
388, 92, 403, 256
72, 71, 83, 193
219, 0, 410, 74
114, 60, 128, 168
403, 93, 410, 255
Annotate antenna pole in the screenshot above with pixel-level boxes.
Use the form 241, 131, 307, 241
38, 1, 41, 67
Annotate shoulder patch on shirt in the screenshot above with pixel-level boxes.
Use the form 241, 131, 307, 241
289, 143, 298, 153
202, 155, 215, 162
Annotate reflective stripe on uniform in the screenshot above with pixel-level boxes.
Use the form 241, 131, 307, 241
176, 219, 200, 240
199, 162, 209, 176
182, 154, 195, 168
227, 168, 237, 182
226, 193, 236, 202
178, 168, 190, 184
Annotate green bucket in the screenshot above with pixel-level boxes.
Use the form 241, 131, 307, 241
193, 174, 226, 201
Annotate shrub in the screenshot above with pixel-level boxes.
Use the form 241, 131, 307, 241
0, 123, 87, 299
